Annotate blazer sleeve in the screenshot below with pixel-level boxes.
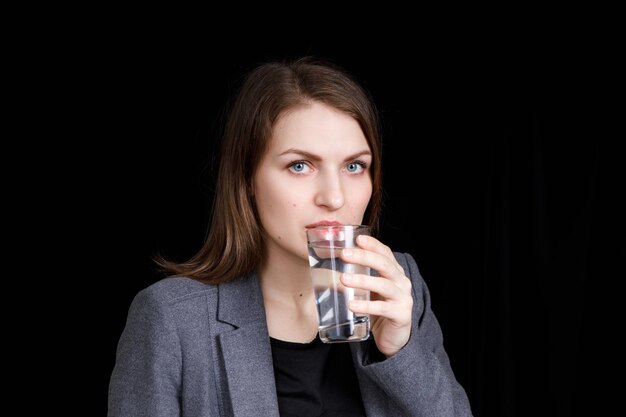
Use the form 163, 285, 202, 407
108, 286, 182, 417
356, 252, 473, 417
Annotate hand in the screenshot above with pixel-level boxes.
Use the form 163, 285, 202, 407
340, 235, 413, 357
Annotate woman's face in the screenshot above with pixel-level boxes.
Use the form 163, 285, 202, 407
253, 101, 373, 265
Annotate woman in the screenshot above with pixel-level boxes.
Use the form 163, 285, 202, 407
108, 56, 473, 416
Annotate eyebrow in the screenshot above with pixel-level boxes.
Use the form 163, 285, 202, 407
278, 148, 372, 162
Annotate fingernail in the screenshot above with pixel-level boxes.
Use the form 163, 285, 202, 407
343, 249, 353, 257
343, 273, 353, 282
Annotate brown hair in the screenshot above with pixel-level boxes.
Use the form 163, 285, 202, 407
155, 56, 383, 283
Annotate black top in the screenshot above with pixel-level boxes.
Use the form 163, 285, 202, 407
270, 335, 366, 417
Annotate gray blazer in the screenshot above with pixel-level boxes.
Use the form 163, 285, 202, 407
108, 252, 473, 416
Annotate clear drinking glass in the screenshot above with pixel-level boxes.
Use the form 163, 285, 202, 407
306, 225, 371, 343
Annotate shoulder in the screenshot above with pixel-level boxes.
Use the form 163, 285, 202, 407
118, 277, 221, 341
130, 276, 217, 313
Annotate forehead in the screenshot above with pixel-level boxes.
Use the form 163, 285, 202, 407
269, 102, 368, 152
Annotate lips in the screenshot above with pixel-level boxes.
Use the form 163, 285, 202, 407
305, 221, 343, 229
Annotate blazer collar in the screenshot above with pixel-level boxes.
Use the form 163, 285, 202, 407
217, 272, 266, 328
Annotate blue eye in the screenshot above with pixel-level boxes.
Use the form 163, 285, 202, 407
288, 161, 311, 174
292, 162, 306, 172
347, 162, 365, 173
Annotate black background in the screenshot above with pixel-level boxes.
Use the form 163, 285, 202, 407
56, 22, 623, 417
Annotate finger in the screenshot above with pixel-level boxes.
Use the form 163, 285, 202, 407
353, 235, 406, 275
356, 235, 395, 259
341, 273, 404, 300
341, 246, 409, 287
348, 299, 410, 322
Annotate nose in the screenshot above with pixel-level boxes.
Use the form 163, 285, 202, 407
314, 173, 345, 210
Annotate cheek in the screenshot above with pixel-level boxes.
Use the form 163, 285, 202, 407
255, 181, 302, 221
357, 183, 373, 207
349, 184, 373, 219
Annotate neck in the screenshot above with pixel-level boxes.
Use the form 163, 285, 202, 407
259, 249, 319, 342
258, 248, 313, 298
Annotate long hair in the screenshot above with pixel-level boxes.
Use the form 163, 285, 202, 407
155, 56, 383, 283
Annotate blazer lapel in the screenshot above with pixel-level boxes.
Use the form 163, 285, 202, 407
217, 273, 280, 417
